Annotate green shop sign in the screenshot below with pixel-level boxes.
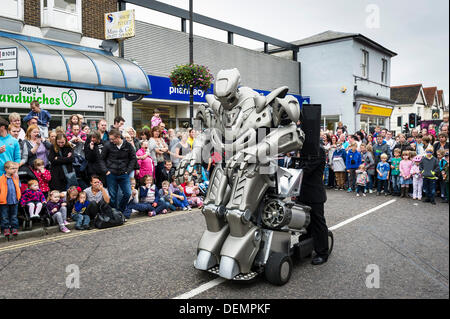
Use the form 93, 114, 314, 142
0, 84, 105, 111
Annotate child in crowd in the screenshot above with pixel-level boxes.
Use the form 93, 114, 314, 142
399, 150, 413, 198
0, 161, 21, 237
437, 149, 448, 202
420, 147, 440, 205
345, 142, 362, 192
169, 176, 191, 211
72, 191, 91, 230
390, 148, 401, 196
20, 180, 46, 219
184, 180, 203, 208
159, 181, 176, 212
30, 159, 51, 198
376, 153, 390, 196
410, 156, 423, 200
139, 175, 168, 216
355, 164, 368, 197
46, 190, 70, 233
332, 142, 347, 190
122, 177, 142, 219
136, 141, 155, 181
23, 100, 51, 138
151, 109, 162, 128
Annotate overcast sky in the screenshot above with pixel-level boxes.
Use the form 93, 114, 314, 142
126, 0, 449, 103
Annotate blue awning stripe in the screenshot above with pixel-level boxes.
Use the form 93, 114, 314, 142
42, 43, 71, 82
102, 55, 128, 88
20, 77, 152, 95
8, 38, 37, 78
76, 51, 102, 85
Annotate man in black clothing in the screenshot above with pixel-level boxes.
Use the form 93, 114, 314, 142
156, 159, 175, 189
101, 129, 137, 212
84, 130, 107, 186
296, 146, 330, 265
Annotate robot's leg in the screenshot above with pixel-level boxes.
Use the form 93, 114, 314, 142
218, 171, 270, 279
194, 166, 232, 271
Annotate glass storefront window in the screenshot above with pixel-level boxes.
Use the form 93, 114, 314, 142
132, 103, 177, 132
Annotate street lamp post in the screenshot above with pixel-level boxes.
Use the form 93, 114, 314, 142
189, 0, 194, 128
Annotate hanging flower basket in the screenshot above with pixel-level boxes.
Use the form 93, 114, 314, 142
169, 64, 214, 93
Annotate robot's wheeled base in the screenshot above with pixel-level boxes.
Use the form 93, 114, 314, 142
201, 230, 334, 286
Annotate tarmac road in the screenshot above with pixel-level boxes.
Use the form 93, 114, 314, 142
0, 190, 448, 299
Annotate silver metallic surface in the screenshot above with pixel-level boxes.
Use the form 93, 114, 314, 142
219, 256, 241, 279
194, 249, 217, 270
177, 68, 306, 281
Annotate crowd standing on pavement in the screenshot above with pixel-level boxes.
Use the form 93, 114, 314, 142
1, 100, 448, 240
0, 103, 208, 239
314, 120, 449, 205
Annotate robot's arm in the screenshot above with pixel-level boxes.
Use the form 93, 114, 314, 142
227, 123, 305, 171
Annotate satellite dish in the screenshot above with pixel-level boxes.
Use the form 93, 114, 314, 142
99, 40, 119, 53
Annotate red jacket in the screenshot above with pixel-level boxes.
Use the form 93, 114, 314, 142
31, 168, 52, 193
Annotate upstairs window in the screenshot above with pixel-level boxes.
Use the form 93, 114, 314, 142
381, 58, 388, 83
361, 50, 369, 78
0, 0, 24, 21
41, 0, 82, 33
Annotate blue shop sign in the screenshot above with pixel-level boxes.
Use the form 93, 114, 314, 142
143, 74, 310, 105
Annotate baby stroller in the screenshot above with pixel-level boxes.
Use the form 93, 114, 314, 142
19, 202, 52, 231
17, 165, 53, 230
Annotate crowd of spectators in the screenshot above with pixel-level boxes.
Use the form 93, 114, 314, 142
318, 119, 449, 204
0, 103, 208, 238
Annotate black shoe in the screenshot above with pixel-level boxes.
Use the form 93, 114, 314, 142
423, 198, 430, 203
83, 225, 91, 230
75, 226, 83, 230
431, 201, 436, 205
311, 256, 328, 265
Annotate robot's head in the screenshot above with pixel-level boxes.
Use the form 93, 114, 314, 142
214, 68, 241, 110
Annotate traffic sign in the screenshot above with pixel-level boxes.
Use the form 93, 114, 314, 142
0, 46, 18, 79
0, 46, 19, 94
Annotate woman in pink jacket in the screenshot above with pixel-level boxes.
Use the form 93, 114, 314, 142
136, 141, 155, 180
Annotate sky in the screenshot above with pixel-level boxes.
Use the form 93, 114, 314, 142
126, 0, 449, 104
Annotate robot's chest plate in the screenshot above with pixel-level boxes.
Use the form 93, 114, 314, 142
211, 106, 273, 153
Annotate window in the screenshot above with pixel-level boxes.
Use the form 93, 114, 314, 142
397, 116, 402, 127
0, 0, 23, 20
381, 59, 388, 83
361, 50, 369, 78
41, 0, 82, 34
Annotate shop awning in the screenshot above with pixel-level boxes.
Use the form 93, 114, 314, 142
0, 35, 151, 95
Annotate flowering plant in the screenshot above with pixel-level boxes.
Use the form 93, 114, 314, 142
169, 64, 213, 93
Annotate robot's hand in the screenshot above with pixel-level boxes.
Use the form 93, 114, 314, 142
226, 148, 258, 174
175, 152, 197, 182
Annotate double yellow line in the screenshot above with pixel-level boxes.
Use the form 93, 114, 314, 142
0, 210, 193, 254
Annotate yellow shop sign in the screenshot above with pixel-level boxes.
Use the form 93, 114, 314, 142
358, 104, 393, 117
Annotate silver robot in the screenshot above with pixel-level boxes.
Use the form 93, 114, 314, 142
176, 68, 333, 285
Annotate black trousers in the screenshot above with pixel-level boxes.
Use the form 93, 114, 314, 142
304, 202, 329, 258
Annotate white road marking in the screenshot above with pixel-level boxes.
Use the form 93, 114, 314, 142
173, 278, 226, 299
173, 199, 397, 299
329, 199, 396, 231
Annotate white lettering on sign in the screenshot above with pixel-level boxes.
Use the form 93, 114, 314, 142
169, 86, 205, 98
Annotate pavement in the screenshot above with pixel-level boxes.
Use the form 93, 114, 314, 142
0, 190, 448, 299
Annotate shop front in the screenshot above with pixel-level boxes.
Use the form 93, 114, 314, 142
356, 102, 393, 133
0, 83, 106, 129
0, 31, 151, 129
132, 74, 310, 131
